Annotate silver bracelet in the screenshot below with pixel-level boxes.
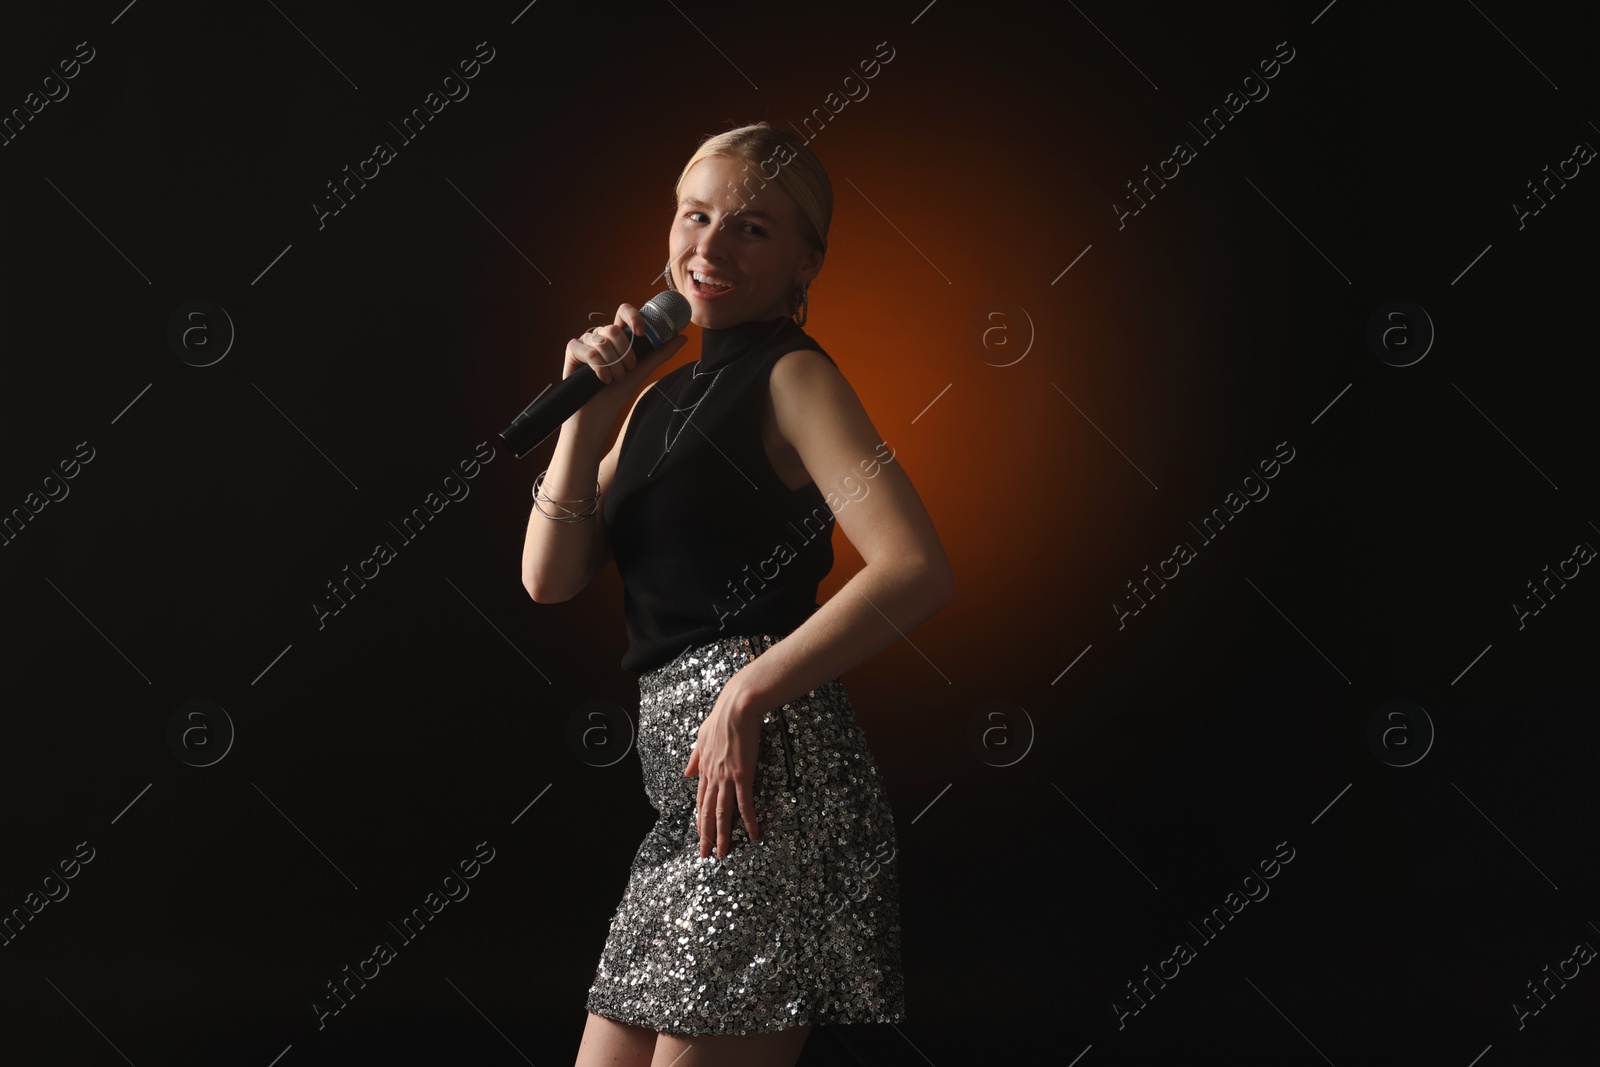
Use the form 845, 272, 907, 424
533, 468, 601, 522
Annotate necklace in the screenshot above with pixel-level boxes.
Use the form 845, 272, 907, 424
647, 361, 725, 476
644, 320, 787, 477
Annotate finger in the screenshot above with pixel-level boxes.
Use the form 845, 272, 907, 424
684, 748, 697, 778
576, 339, 611, 384
737, 779, 761, 845
699, 781, 717, 859
696, 776, 708, 855
621, 304, 647, 350
588, 331, 624, 375
718, 791, 734, 859
611, 321, 637, 366
599, 322, 638, 373
567, 339, 609, 384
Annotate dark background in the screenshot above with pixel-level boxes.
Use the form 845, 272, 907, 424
2, 1, 1596, 1063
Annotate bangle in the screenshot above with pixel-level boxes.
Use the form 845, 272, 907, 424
533, 468, 601, 522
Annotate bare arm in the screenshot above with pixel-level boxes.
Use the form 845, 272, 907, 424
727, 349, 955, 714
521, 302, 685, 603
521, 384, 655, 602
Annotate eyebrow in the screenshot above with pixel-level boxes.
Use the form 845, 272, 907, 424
680, 196, 778, 223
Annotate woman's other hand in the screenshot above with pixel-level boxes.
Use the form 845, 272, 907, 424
683, 678, 765, 859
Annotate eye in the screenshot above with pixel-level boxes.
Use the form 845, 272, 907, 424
683, 210, 766, 236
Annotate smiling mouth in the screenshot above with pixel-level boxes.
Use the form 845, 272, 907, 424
689, 269, 734, 294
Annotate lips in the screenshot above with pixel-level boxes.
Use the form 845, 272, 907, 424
688, 268, 735, 296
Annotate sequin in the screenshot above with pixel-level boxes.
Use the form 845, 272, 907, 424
585, 632, 907, 1036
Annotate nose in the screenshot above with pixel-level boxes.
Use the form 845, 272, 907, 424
695, 215, 737, 259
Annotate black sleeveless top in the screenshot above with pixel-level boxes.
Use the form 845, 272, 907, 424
602, 315, 838, 673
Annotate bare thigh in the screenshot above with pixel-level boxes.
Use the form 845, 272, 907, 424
574, 1011, 657, 1067
649, 1024, 812, 1067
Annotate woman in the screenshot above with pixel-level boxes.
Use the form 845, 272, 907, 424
522, 122, 954, 1067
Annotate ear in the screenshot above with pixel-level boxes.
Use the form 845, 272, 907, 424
796, 247, 825, 288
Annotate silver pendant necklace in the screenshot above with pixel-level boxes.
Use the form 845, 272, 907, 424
647, 361, 725, 476
644, 320, 785, 477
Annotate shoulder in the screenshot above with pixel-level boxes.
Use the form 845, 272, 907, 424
769, 346, 840, 387
768, 347, 846, 412
766, 346, 867, 447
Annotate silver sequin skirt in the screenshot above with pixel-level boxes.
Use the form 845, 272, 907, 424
585, 632, 907, 1036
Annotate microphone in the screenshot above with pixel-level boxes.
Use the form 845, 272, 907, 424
499, 290, 692, 458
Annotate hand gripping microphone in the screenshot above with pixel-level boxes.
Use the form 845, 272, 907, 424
500, 290, 692, 459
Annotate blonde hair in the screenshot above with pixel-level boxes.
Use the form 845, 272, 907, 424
673, 122, 833, 257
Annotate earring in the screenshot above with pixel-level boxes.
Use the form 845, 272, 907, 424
792, 282, 808, 327
664, 260, 678, 291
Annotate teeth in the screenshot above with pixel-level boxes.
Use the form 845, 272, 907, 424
693, 270, 732, 289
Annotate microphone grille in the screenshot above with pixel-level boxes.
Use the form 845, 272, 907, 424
641, 290, 692, 339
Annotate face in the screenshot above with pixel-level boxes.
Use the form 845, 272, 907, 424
667, 155, 823, 328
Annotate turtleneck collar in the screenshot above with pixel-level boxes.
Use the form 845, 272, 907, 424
696, 315, 796, 373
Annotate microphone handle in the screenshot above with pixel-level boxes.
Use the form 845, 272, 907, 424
499, 324, 660, 459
